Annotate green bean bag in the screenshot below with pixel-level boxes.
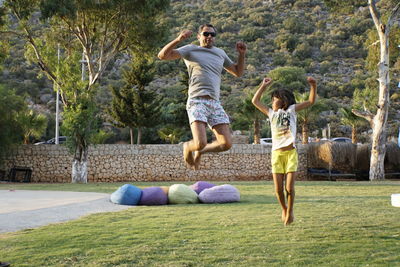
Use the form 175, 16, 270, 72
168, 184, 198, 204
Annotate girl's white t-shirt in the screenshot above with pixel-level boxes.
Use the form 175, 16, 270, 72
268, 104, 297, 151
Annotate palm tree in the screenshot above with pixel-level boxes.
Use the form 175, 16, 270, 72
17, 110, 48, 144
238, 90, 267, 144
339, 107, 364, 144
294, 92, 325, 144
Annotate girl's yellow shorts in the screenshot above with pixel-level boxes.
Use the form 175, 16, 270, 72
271, 148, 298, 174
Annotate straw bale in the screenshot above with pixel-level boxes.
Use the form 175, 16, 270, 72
307, 141, 356, 170
385, 142, 400, 170
356, 144, 371, 171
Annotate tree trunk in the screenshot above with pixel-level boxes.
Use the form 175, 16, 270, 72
253, 118, 260, 144
72, 159, 88, 183
351, 126, 357, 144
137, 128, 142, 145
130, 127, 134, 145
302, 123, 309, 144
369, 28, 390, 180
71, 146, 88, 183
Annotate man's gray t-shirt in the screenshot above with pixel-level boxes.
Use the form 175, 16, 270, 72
176, 44, 234, 101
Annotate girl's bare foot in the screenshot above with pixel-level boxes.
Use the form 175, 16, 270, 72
284, 211, 294, 226
183, 142, 194, 168
281, 209, 287, 222
193, 151, 202, 170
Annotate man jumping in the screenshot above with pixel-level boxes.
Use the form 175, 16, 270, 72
158, 24, 246, 169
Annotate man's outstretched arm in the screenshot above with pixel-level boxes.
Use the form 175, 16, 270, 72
225, 41, 246, 77
158, 30, 192, 60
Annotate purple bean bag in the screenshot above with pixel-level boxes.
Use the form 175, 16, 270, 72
190, 181, 216, 194
139, 187, 168, 206
198, 184, 240, 204
110, 184, 142, 205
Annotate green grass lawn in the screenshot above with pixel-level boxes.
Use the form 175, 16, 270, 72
1, 181, 399, 266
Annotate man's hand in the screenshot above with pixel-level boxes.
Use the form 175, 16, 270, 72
177, 30, 192, 42
307, 76, 316, 86
262, 77, 272, 87
236, 41, 247, 54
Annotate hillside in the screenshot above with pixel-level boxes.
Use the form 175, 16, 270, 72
1, 0, 400, 143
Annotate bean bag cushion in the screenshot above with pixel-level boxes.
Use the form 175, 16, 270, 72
110, 184, 142, 205
168, 184, 198, 204
160, 186, 170, 195
190, 181, 216, 194
198, 184, 240, 204
139, 187, 168, 206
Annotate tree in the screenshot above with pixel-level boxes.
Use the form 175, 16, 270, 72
1, 0, 169, 182
62, 93, 101, 183
18, 110, 48, 144
294, 91, 325, 144
108, 56, 161, 144
324, 0, 400, 180
237, 88, 267, 144
0, 85, 26, 166
339, 106, 365, 144
268, 66, 308, 93
355, 1, 400, 180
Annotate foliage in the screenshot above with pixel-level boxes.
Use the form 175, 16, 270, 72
17, 109, 48, 144
323, 0, 366, 13
158, 125, 185, 144
235, 88, 266, 143
268, 66, 308, 92
0, 85, 26, 164
61, 94, 101, 161
294, 91, 327, 143
90, 130, 114, 145
108, 55, 161, 144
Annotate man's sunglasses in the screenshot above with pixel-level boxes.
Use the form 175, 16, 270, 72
202, 32, 216, 37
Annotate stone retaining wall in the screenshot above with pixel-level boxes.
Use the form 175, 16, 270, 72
2, 144, 308, 183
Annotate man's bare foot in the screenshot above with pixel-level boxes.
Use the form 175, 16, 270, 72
193, 150, 202, 170
281, 209, 287, 222
183, 142, 194, 168
284, 211, 294, 226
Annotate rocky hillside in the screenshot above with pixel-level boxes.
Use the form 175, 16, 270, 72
1, 0, 400, 142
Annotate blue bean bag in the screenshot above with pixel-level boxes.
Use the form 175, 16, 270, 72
198, 184, 240, 204
168, 184, 199, 204
139, 187, 168, 206
110, 184, 142, 205
190, 181, 216, 194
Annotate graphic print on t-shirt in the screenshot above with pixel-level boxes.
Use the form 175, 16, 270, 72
273, 111, 291, 139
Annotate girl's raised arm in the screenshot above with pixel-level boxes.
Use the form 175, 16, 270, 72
252, 78, 273, 116
295, 77, 317, 112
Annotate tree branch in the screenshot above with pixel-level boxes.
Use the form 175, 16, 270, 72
386, 1, 400, 33
352, 109, 374, 127
368, 0, 382, 33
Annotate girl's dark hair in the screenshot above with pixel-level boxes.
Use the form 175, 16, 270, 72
271, 89, 296, 110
